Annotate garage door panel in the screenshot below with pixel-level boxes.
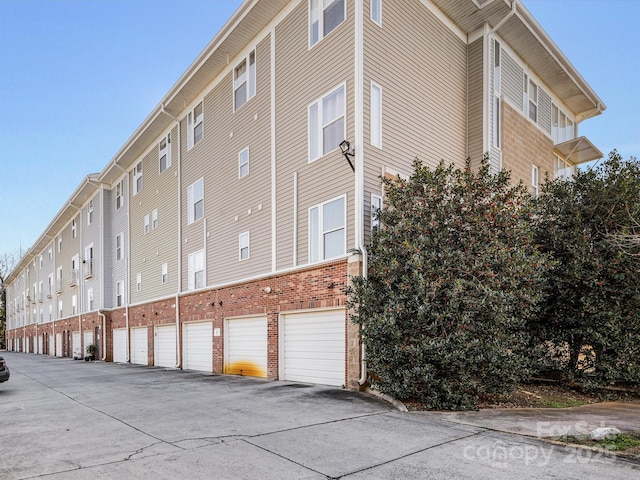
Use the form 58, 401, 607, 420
281, 310, 346, 387
155, 325, 176, 368
113, 328, 127, 363
225, 317, 267, 378
183, 322, 212, 372
131, 328, 148, 366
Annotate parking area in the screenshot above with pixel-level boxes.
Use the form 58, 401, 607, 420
1, 352, 638, 479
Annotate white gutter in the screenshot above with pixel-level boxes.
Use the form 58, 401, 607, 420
99, 310, 107, 361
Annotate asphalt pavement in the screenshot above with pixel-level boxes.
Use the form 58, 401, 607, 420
1, 351, 638, 479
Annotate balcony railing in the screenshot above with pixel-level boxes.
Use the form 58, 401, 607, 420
84, 259, 94, 279
69, 269, 79, 287
56, 279, 63, 294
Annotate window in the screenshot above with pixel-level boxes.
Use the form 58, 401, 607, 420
187, 102, 204, 149
116, 281, 124, 307
309, 195, 346, 262
116, 179, 124, 209
85, 244, 94, 278
72, 218, 77, 238
188, 250, 205, 291
87, 200, 93, 225
133, 162, 143, 195
162, 263, 168, 284
531, 166, 539, 198
116, 233, 124, 261
57, 235, 62, 252
48, 246, 52, 261
239, 232, 250, 261
552, 103, 575, 144
144, 214, 150, 234
310, 0, 345, 47
238, 147, 249, 178
87, 288, 94, 311
234, 50, 256, 111
136, 273, 142, 292
371, 194, 382, 232
523, 74, 538, 122
554, 155, 575, 180
370, 83, 382, 148
72, 295, 77, 315
493, 40, 501, 149
152, 209, 158, 230
159, 133, 171, 173
58, 300, 63, 317
371, 0, 382, 25
309, 85, 345, 162
188, 179, 204, 224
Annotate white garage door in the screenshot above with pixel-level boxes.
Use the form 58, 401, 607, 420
56, 333, 63, 357
155, 325, 177, 368
225, 316, 267, 378
130, 327, 148, 366
49, 335, 55, 356
183, 322, 212, 372
72, 331, 82, 359
280, 309, 346, 386
113, 328, 128, 363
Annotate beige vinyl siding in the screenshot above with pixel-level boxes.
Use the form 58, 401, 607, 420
107, 176, 129, 308
362, 0, 467, 233
82, 192, 102, 312
55, 213, 82, 319
467, 37, 484, 171
130, 125, 180, 304
181, 36, 273, 288
275, 1, 355, 270
501, 49, 523, 111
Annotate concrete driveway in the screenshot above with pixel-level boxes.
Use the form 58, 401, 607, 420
1, 352, 638, 479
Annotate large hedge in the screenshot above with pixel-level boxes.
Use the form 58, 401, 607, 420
349, 158, 549, 410
533, 151, 640, 385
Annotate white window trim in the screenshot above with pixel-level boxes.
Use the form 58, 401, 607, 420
136, 273, 142, 292
161, 263, 168, 284
187, 101, 204, 150
144, 214, 150, 235
116, 281, 124, 307
187, 178, 204, 224
371, 0, 382, 26
308, 83, 346, 162
308, 194, 347, 263
71, 218, 77, 239
159, 132, 171, 173
87, 200, 94, 226
239, 232, 250, 261
116, 233, 124, 261
133, 162, 143, 196
188, 250, 205, 291
531, 165, 539, 198
371, 193, 382, 232
238, 147, 250, 179
233, 49, 256, 111
370, 82, 383, 148
309, 0, 346, 49
152, 209, 158, 230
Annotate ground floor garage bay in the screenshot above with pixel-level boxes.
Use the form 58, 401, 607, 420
6, 261, 361, 388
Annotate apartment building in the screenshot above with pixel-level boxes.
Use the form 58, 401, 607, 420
5, 0, 604, 389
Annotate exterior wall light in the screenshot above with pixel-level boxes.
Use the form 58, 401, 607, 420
339, 140, 355, 172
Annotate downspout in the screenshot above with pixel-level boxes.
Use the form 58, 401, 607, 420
99, 310, 107, 361
354, 0, 368, 386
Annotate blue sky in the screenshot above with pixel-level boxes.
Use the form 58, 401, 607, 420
1, 0, 638, 257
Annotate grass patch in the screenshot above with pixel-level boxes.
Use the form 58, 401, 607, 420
560, 432, 640, 458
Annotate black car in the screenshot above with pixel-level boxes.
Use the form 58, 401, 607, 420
0, 357, 9, 383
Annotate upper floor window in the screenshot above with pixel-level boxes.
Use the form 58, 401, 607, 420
238, 147, 250, 179
309, 84, 345, 162
116, 179, 124, 210
309, 195, 346, 262
552, 104, 575, 144
152, 209, 158, 230
162, 263, 168, 284
554, 155, 575, 180
234, 50, 256, 111
71, 218, 77, 239
87, 200, 94, 225
116, 281, 124, 307
144, 214, 150, 234
310, 0, 345, 48
188, 178, 204, 224
239, 232, 250, 261
371, 194, 382, 232
371, 0, 382, 26
116, 233, 124, 261
523, 74, 538, 123
159, 133, 171, 173
531, 165, 539, 198
187, 102, 204, 149
370, 82, 382, 148
136, 273, 142, 292
57, 235, 62, 252
188, 250, 205, 291
48, 245, 52, 260
133, 162, 143, 195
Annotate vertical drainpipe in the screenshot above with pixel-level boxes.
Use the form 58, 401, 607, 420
354, 0, 368, 386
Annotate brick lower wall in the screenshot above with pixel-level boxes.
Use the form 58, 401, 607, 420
502, 101, 555, 189
8, 259, 362, 389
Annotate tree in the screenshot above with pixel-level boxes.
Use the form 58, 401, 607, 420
0, 251, 20, 350
533, 151, 640, 385
349, 158, 549, 410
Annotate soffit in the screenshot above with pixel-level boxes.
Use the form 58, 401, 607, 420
554, 136, 603, 165
430, 0, 604, 120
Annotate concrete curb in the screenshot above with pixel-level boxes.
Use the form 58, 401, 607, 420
364, 387, 408, 412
